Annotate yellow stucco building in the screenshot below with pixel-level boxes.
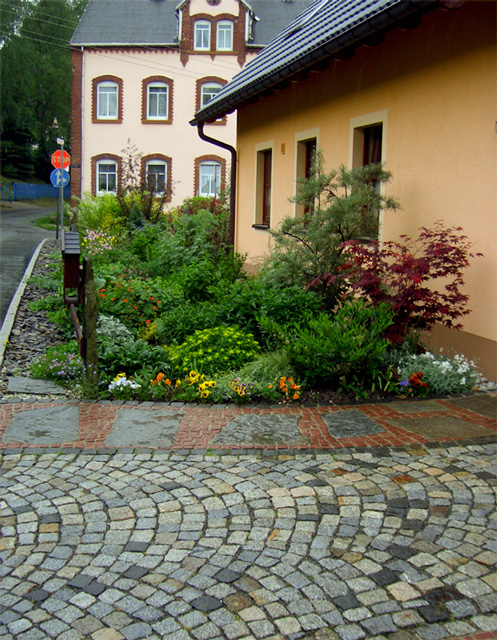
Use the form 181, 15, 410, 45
192, 0, 496, 379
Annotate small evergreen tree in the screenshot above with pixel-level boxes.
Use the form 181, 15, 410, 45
261, 150, 399, 309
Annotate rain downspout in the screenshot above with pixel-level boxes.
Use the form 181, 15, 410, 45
196, 122, 237, 248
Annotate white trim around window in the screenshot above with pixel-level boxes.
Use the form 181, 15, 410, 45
97, 81, 118, 119
199, 161, 221, 196
147, 82, 168, 120
194, 20, 211, 50
216, 20, 233, 51
146, 160, 167, 195
96, 160, 118, 194
200, 82, 223, 108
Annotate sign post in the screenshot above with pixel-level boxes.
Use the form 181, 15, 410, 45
51, 141, 71, 239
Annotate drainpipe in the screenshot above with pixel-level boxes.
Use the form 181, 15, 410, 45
196, 122, 237, 249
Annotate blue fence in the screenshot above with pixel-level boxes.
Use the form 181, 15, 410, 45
10, 182, 70, 201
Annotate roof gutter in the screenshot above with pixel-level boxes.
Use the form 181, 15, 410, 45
195, 123, 237, 249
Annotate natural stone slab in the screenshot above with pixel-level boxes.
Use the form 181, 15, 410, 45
7, 376, 67, 395
211, 414, 308, 446
2, 405, 79, 444
322, 410, 384, 439
388, 400, 446, 414
389, 415, 493, 440
104, 409, 183, 447
444, 394, 497, 420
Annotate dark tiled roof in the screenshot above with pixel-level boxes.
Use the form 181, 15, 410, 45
250, 0, 316, 45
70, 0, 314, 47
192, 0, 438, 124
70, 0, 180, 46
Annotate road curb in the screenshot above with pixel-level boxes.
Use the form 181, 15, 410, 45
0, 238, 49, 368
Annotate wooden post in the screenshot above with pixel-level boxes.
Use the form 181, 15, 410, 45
83, 257, 99, 396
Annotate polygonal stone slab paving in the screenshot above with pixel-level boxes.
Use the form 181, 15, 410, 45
444, 394, 497, 420
2, 405, 80, 444
210, 414, 308, 446
104, 408, 183, 447
389, 414, 493, 440
322, 409, 385, 439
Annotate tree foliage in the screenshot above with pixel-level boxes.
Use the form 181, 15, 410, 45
261, 150, 399, 309
0, 0, 88, 180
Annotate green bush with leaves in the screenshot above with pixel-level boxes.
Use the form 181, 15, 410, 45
167, 326, 262, 375
98, 338, 170, 386
76, 193, 125, 236
262, 299, 394, 394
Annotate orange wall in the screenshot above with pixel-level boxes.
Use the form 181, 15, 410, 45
234, 2, 496, 377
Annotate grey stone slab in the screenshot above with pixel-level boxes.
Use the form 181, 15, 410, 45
444, 394, 497, 419
211, 414, 308, 446
7, 376, 67, 395
322, 410, 385, 439
2, 405, 79, 444
389, 415, 494, 440
387, 400, 446, 414
104, 409, 183, 448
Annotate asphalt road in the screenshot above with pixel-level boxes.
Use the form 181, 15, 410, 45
0, 202, 55, 326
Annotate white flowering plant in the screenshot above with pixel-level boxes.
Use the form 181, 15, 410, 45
108, 373, 142, 400
397, 351, 479, 396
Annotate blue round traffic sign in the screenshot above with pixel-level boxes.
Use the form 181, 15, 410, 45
50, 168, 70, 188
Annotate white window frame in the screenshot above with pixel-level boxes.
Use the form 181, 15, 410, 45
146, 160, 167, 195
200, 82, 223, 109
199, 161, 221, 196
216, 20, 233, 51
96, 160, 118, 195
194, 20, 211, 51
97, 81, 118, 119
147, 82, 168, 120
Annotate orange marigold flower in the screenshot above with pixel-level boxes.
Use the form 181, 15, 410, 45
150, 296, 155, 300
146, 319, 151, 324
165, 379, 171, 386
293, 393, 299, 400
124, 299, 128, 303
157, 301, 161, 304
157, 373, 164, 382
100, 294, 105, 298
111, 298, 115, 301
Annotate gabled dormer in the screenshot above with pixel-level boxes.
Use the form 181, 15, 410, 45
177, 0, 254, 66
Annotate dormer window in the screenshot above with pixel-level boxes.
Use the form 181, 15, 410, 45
216, 20, 233, 51
194, 20, 210, 50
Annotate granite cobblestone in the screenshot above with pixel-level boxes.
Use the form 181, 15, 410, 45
1, 445, 497, 639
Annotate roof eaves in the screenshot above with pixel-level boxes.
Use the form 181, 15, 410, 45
192, 0, 437, 125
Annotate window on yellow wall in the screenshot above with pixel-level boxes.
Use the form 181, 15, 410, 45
353, 122, 384, 239
254, 149, 272, 228
295, 137, 317, 217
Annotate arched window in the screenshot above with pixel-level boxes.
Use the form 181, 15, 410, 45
142, 77, 173, 123
199, 160, 221, 196
96, 160, 118, 194
92, 76, 123, 123
216, 20, 233, 51
200, 82, 223, 109
194, 20, 211, 50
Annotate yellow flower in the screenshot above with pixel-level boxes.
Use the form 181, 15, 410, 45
201, 390, 210, 398
175, 379, 182, 387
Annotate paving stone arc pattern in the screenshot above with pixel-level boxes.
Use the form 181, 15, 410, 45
1, 443, 497, 640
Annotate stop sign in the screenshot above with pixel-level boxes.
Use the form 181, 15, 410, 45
51, 150, 71, 170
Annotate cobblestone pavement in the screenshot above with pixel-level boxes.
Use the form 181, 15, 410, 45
1, 441, 497, 640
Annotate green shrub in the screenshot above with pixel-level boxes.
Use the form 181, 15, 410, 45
167, 326, 262, 375
98, 338, 170, 385
76, 193, 125, 236
154, 301, 221, 345
262, 299, 394, 394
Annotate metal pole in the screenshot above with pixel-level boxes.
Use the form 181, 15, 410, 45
57, 138, 64, 240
